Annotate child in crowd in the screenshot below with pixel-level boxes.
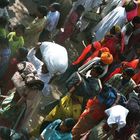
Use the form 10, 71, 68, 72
39, 3, 60, 41
8, 24, 25, 56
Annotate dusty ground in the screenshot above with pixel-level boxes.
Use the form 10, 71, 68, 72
7, 0, 84, 133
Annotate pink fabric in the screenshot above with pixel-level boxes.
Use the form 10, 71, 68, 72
56, 11, 79, 44
126, 3, 138, 21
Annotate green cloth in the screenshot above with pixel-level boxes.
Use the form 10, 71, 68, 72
7, 32, 24, 56
0, 28, 7, 38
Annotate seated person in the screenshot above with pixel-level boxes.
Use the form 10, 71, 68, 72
40, 118, 76, 140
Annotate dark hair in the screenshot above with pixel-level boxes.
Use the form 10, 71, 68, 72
18, 47, 28, 58
92, 65, 104, 76
37, 5, 48, 16
63, 118, 76, 131
124, 0, 136, 12
0, 127, 11, 139
76, 5, 85, 12
0, 16, 8, 27
135, 43, 140, 49
123, 67, 135, 77
14, 24, 25, 33
51, 2, 61, 11
0, 0, 10, 8
132, 16, 140, 25
0, 37, 9, 47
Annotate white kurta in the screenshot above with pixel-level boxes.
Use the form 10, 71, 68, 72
92, 6, 127, 41
27, 48, 52, 96
101, 0, 123, 17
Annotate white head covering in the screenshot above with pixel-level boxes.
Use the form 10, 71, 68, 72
40, 42, 68, 75
105, 105, 129, 131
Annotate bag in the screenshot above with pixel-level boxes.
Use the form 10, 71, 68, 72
98, 87, 117, 108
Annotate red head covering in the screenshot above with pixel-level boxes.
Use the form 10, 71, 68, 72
122, 59, 139, 69
93, 41, 102, 50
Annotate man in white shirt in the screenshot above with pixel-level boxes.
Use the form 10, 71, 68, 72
27, 41, 68, 96
39, 3, 60, 41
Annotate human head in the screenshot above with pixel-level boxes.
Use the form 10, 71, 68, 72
100, 52, 113, 65
16, 47, 28, 61
59, 118, 76, 133
122, 67, 135, 80
0, 127, 11, 140
90, 65, 104, 78
110, 25, 121, 35
41, 63, 49, 74
75, 5, 85, 16
132, 16, 140, 28
0, 0, 9, 8
135, 43, 140, 56
123, 0, 136, 12
14, 24, 25, 36
49, 2, 60, 12
133, 84, 140, 94
0, 16, 8, 28
36, 5, 48, 18
0, 37, 9, 50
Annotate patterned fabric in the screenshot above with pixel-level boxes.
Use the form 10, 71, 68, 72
107, 74, 136, 96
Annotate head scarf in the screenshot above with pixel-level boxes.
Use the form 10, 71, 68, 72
100, 52, 113, 65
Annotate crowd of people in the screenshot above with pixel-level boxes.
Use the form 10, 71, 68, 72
0, 0, 140, 139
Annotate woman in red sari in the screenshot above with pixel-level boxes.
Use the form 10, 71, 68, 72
101, 25, 125, 63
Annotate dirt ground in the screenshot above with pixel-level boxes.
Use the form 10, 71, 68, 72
7, 0, 85, 133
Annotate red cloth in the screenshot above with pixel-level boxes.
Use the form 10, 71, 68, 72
102, 33, 125, 62
72, 42, 102, 65
126, 3, 138, 21
56, 11, 79, 44
1, 58, 19, 95
104, 59, 139, 82
80, 97, 106, 122
133, 71, 140, 84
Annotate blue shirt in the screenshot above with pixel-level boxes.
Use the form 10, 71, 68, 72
41, 119, 72, 140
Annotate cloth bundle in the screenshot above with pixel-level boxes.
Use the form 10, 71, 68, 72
12, 61, 44, 96
40, 42, 68, 75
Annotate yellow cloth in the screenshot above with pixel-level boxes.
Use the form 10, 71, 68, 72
30, 94, 83, 137
45, 94, 83, 122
